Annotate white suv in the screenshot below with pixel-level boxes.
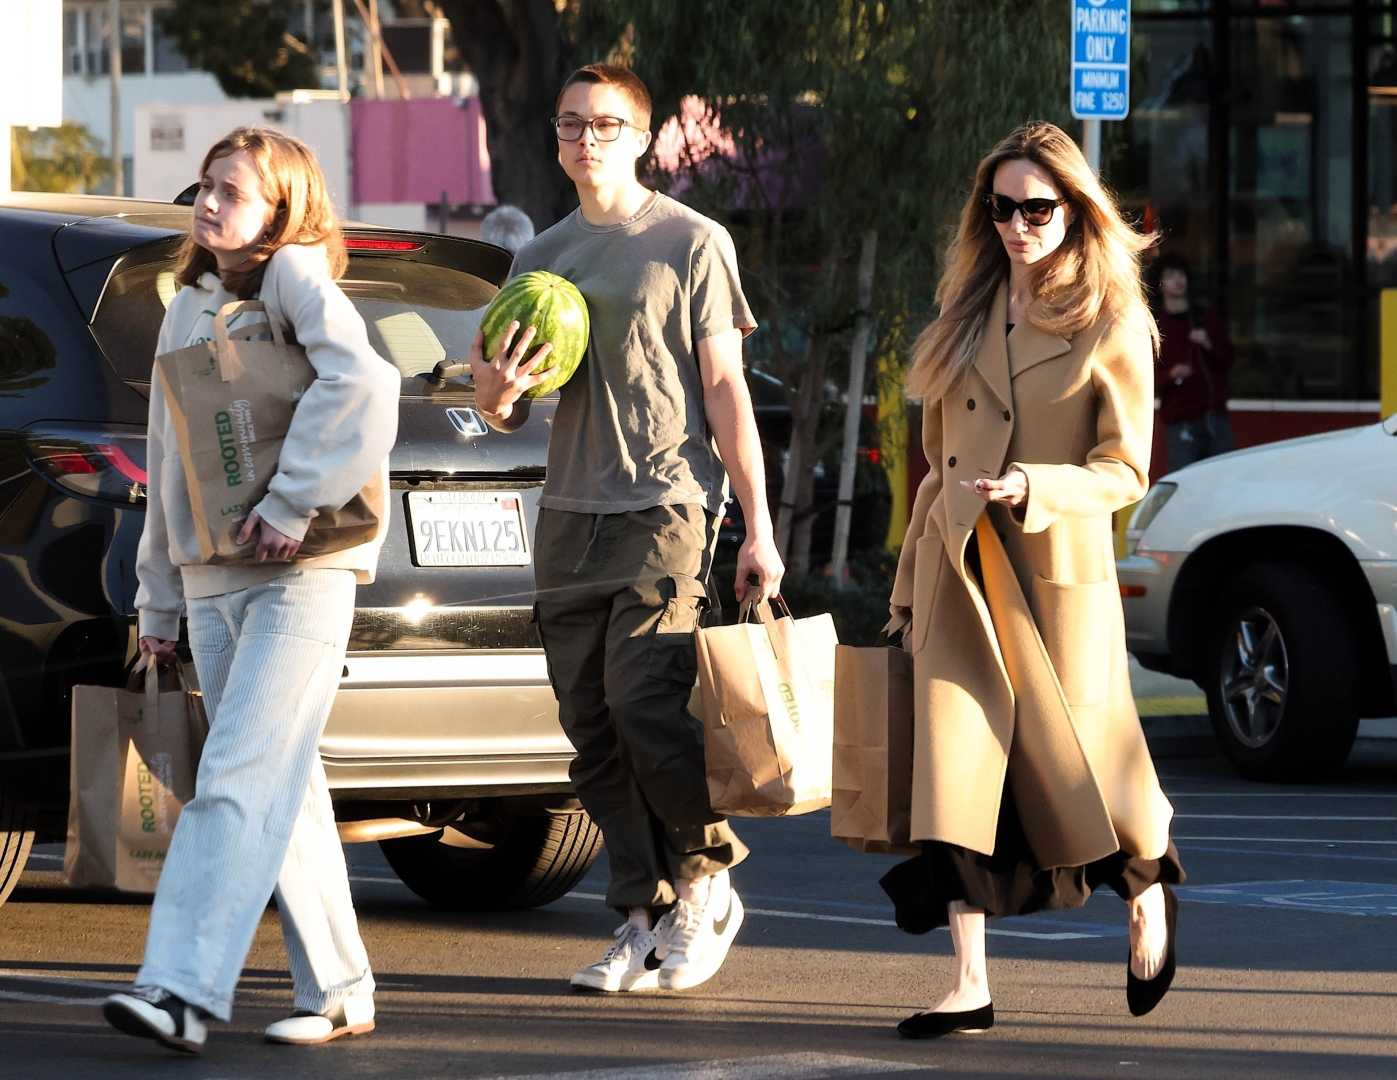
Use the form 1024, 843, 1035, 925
1117, 414, 1397, 781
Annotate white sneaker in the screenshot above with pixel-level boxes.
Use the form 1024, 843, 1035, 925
655, 880, 745, 990
570, 921, 662, 992
103, 985, 207, 1054
264, 995, 375, 1045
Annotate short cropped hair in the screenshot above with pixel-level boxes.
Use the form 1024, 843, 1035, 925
480, 204, 535, 254
556, 63, 652, 131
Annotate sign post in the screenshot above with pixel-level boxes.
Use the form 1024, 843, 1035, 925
1071, 0, 1131, 173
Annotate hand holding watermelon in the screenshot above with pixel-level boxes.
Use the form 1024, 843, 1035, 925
469, 271, 590, 419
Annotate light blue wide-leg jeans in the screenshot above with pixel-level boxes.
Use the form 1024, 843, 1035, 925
137, 569, 374, 1022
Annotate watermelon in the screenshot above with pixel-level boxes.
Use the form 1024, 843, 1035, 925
479, 270, 590, 398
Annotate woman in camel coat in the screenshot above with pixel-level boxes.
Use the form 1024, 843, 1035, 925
882, 122, 1183, 1040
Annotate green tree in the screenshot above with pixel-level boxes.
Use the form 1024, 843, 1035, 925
431, 1, 607, 228
158, 0, 320, 98
571, 0, 1071, 571
433, 1, 1072, 572
11, 123, 112, 193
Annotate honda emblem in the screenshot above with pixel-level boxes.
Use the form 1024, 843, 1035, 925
445, 407, 488, 438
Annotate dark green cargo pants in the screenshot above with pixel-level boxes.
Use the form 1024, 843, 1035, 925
533, 503, 748, 912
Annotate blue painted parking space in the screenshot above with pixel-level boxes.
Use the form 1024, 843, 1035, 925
1179, 879, 1397, 917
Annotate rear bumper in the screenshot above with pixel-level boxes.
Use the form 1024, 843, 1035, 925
322, 649, 574, 798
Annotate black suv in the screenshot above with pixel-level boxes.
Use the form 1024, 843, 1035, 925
0, 193, 601, 910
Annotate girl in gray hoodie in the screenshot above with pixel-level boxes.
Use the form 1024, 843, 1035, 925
104, 128, 399, 1054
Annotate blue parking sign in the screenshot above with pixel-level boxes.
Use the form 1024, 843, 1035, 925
1071, 0, 1131, 120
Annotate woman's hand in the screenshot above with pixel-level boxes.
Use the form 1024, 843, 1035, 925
138, 635, 178, 666
1187, 327, 1213, 351
962, 467, 1028, 508
467, 323, 553, 420
236, 511, 301, 562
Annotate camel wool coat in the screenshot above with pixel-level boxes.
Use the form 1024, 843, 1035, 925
890, 283, 1174, 869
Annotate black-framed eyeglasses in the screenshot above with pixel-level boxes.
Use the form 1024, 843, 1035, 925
983, 193, 1066, 226
552, 114, 637, 142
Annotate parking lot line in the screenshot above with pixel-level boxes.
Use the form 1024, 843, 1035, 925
1163, 790, 1396, 799
0, 989, 100, 1007
1172, 836, 1397, 845
1174, 814, 1397, 821
475, 1052, 929, 1079
563, 891, 1101, 941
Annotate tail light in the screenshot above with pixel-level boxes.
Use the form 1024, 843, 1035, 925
26, 425, 148, 506
346, 236, 425, 253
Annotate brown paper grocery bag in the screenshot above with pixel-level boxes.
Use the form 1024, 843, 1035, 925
156, 300, 382, 564
693, 597, 838, 817
831, 638, 919, 856
64, 660, 208, 893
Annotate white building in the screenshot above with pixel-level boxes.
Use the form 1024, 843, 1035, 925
61, 0, 227, 193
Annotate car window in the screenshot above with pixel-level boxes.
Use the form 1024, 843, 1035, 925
91, 242, 497, 384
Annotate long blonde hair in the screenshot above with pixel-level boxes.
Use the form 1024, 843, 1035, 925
907, 122, 1158, 402
175, 127, 346, 299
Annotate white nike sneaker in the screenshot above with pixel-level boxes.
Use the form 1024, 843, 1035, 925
655, 878, 745, 991
103, 985, 208, 1054
570, 921, 662, 992
265, 995, 375, 1045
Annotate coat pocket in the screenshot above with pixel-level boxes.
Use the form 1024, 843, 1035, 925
1029, 575, 1117, 707
910, 535, 944, 654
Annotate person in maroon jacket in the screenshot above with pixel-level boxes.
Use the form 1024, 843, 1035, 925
1152, 254, 1235, 469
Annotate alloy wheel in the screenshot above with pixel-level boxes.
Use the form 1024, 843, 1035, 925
1219, 605, 1290, 749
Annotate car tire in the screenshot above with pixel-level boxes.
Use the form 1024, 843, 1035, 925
378, 807, 603, 911
1204, 561, 1361, 782
0, 784, 37, 907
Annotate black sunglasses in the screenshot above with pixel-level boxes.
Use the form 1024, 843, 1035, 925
983, 193, 1066, 226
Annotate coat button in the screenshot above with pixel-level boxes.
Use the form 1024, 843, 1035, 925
947, 456, 957, 467
967, 398, 976, 411
1002, 409, 1012, 421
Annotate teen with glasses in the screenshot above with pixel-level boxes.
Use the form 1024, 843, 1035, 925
882, 121, 1184, 1039
469, 64, 782, 994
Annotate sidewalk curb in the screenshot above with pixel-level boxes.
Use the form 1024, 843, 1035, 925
1141, 713, 1217, 759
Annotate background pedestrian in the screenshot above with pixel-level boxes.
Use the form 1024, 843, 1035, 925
1151, 252, 1236, 470
480, 203, 536, 254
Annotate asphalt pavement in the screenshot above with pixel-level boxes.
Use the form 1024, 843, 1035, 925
3, 730, 1396, 1079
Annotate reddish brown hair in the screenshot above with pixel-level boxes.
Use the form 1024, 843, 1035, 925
556, 63, 653, 130
175, 127, 346, 299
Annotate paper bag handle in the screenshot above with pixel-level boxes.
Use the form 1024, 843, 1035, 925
213, 300, 285, 380
132, 654, 195, 722
738, 594, 794, 626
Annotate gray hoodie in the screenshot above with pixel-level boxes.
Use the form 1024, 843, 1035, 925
135, 242, 400, 640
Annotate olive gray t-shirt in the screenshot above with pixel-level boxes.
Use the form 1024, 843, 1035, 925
508, 192, 756, 515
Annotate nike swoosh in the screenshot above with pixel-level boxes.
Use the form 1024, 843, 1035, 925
713, 898, 733, 936
643, 948, 663, 971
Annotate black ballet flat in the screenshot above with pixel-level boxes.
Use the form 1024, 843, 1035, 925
896, 1002, 994, 1039
1127, 883, 1178, 1017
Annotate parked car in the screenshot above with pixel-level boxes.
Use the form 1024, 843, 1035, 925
0, 192, 600, 908
719, 366, 892, 565
1117, 416, 1397, 780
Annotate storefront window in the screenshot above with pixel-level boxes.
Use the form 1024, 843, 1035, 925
1114, 17, 1216, 283
1371, 17, 1397, 287
1227, 15, 1356, 399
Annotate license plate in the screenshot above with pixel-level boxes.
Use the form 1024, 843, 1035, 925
407, 490, 531, 567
